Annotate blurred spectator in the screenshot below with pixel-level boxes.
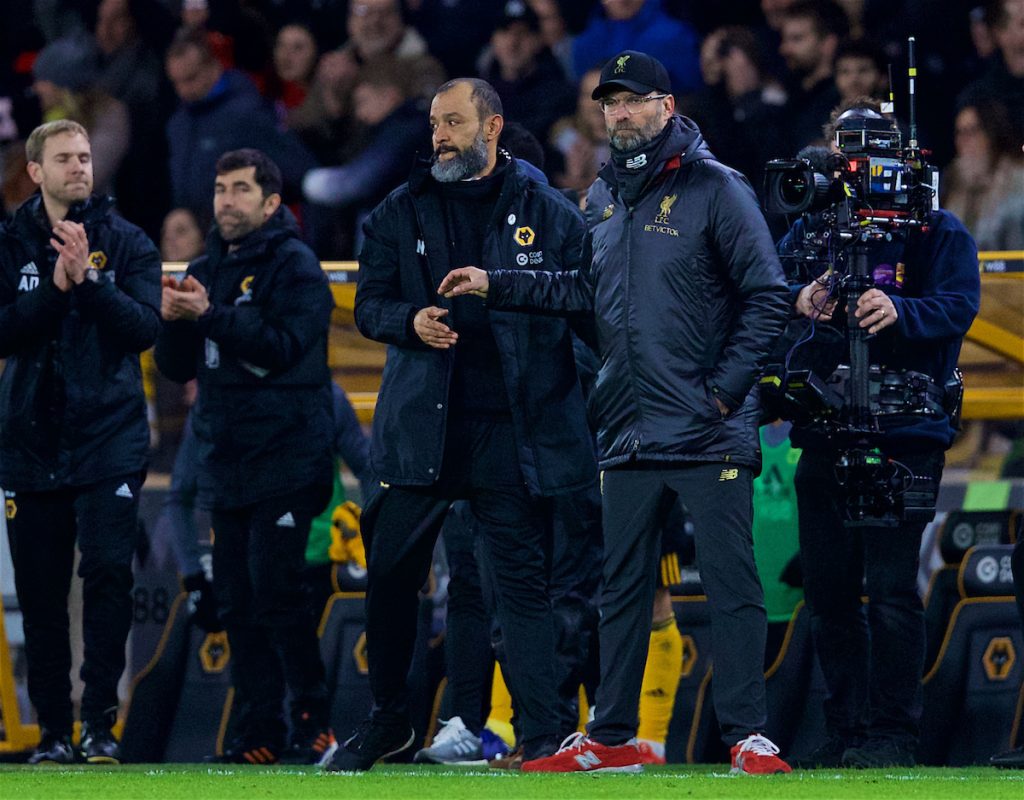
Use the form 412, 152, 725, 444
32, 0, 90, 41
572, 0, 703, 96
835, 0, 865, 37
95, 0, 165, 110
833, 37, 886, 106
289, 0, 445, 165
164, 27, 317, 226
549, 67, 610, 196
761, 0, 800, 30
943, 98, 1024, 250
479, 1, 576, 146
778, 0, 848, 149
161, 207, 205, 262
683, 26, 787, 193
269, 22, 319, 113
958, 0, 1024, 141
408, 0, 504, 78
32, 34, 131, 195
1, 141, 36, 218
970, 2, 999, 60
499, 120, 547, 175
180, 0, 275, 85
529, 0, 575, 78
302, 61, 428, 257
0, 16, 43, 148
94, 0, 172, 238
716, 27, 788, 181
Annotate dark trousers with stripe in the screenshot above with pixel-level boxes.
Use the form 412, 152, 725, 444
6, 473, 143, 735
211, 483, 331, 745
795, 447, 944, 746
589, 463, 766, 748
360, 418, 559, 759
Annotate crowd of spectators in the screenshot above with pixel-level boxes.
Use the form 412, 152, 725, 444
0, 0, 1021, 259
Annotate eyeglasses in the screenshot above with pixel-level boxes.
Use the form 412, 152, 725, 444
598, 94, 669, 114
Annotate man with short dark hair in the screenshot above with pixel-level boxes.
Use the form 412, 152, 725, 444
440, 51, 793, 774
155, 148, 337, 765
165, 30, 316, 226
833, 38, 886, 106
0, 119, 161, 765
958, 0, 1024, 140
482, 1, 575, 145
778, 0, 849, 147
329, 76, 597, 772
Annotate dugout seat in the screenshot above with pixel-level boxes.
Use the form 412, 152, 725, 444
924, 509, 1016, 670
917, 544, 1023, 766
320, 592, 448, 757
665, 596, 719, 763
763, 602, 828, 760
121, 594, 235, 762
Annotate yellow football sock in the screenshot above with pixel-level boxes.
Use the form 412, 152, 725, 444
637, 616, 683, 750
485, 662, 516, 748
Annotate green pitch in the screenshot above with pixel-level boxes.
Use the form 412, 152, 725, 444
2, 764, 1023, 800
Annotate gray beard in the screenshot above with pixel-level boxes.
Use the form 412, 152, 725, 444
431, 133, 489, 182
609, 116, 663, 153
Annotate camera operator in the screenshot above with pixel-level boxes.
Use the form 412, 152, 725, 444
781, 101, 981, 768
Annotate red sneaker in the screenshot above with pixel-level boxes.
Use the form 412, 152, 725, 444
637, 741, 666, 765
521, 732, 644, 773
730, 734, 792, 775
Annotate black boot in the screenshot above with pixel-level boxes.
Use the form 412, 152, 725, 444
326, 717, 415, 772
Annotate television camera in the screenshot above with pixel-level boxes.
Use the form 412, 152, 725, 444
758, 39, 959, 526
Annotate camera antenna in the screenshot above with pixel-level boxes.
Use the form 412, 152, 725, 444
907, 36, 918, 149
883, 63, 895, 117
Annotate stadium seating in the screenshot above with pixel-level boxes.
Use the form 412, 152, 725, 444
924, 509, 1016, 670
918, 544, 1023, 765
763, 602, 829, 760
121, 594, 235, 763
665, 596, 719, 763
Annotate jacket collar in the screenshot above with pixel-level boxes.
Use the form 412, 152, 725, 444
16, 192, 115, 236
598, 115, 713, 204
205, 205, 300, 266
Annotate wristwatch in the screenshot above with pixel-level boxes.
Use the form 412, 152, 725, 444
84, 268, 101, 283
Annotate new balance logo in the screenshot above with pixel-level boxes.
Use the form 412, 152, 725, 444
19, 261, 39, 276
625, 154, 647, 170
115, 483, 133, 499
416, 239, 426, 255
719, 469, 739, 481
276, 512, 296, 528
574, 749, 602, 770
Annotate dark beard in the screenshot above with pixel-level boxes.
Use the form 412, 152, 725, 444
431, 132, 489, 182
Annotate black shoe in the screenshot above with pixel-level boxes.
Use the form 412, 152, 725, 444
791, 735, 851, 769
279, 712, 339, 766
206, 737, 281, 765
990, 745, 1024, 769
326, 718, 415, 772
842, 737, 915, 768
28, 732, 76, 765
80, 721, 121, 765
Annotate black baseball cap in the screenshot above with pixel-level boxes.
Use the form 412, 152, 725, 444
496, 0, 540, 32
591, 50, 672, 100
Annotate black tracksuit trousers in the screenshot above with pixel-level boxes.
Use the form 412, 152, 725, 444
360, 418, 559, 759
6, 473, 144, 735
210, 483, 331, 744
589, 463, 768, 749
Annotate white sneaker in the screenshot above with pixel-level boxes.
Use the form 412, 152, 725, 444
413, 716, 486, 765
